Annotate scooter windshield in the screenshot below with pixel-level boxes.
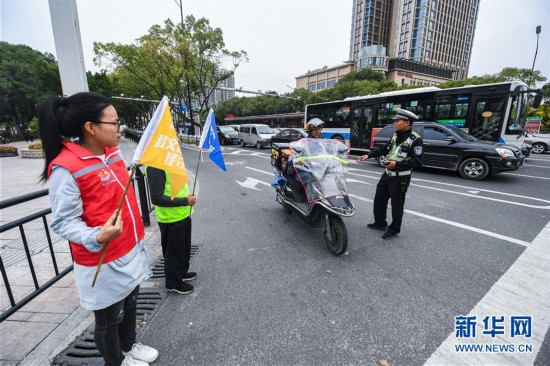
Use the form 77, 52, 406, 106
290, 138, 350, 203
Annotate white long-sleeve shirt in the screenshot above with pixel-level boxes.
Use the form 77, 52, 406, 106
49, 165, 152, 310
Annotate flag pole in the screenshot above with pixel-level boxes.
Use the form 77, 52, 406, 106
192, 149, 202, 195
91, 164, 139, 287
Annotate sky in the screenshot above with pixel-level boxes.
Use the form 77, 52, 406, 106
1, 0, 549, 96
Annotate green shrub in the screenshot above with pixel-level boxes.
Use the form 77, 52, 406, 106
28, 142, 43, 150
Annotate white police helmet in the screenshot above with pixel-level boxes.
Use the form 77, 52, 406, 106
306, 118, 325, 132
392, 108, 419, 123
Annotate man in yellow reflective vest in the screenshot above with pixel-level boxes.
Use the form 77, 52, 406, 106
357, 108, 424, 240
146, 167, 197, 294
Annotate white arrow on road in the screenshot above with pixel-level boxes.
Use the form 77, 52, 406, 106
468, 190, 480, 194
235, 177, 271, 191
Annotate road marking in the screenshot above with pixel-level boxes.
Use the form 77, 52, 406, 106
348, 194, 530, 247
526, 157, 550, 162
425, 221, 550, 365
246, 167, 273, 175
524, 164, 550, 169
234, 172, 531, 246
410, 178, 550, 209
235, 177, 271, 190
501, 172, 550, 180
468, 191, 480, 194
348, 171, 550, 211
411, 183, 550, 209
347, 178, 372, 185
225, 161, 246, 166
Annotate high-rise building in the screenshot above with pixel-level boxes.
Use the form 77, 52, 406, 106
195, 69, 236, 108
350, 0, 480, 81
349, 0, 392, 70
210, 71, 236, 106
388, 0, 479, 79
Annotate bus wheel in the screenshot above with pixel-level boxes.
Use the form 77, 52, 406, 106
240, 140, 245, 147
459, 158, 489, 180
332, 135, 345, 142
376, 156, 387, 168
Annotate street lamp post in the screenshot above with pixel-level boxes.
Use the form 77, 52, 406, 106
174, 0, 184, 27
531, 25, 541, 73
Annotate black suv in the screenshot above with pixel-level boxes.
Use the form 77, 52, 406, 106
217, 126, 239, 145
372, 122, 525, 180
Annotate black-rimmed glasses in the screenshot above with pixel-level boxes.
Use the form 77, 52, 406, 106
93, 120, 122, 131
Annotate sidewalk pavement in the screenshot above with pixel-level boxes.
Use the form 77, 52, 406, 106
0, 138, 163, 365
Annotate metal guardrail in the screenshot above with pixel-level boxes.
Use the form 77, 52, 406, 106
124, 128, 200, 145
0, 189, 72, 323
0, 167, 153, 322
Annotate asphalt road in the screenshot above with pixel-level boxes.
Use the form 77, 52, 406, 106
139, 144, 550, 365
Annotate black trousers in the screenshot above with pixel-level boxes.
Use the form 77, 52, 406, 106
159, 217, 192, 289
93, 285, 139, 366
373, 173, 412, 233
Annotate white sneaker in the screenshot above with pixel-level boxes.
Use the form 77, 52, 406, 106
121, 354, 149, 366
123, 342, 159, 363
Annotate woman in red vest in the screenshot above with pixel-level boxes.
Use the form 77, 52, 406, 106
38, 92, 158, 366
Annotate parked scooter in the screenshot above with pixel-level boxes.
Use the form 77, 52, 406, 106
271, 138, 355, 255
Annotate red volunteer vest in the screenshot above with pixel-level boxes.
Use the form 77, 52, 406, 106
48, 142, 145, 266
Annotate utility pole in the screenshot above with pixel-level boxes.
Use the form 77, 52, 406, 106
48, 0, 88, 95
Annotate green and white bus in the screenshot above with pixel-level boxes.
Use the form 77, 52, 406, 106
305, 81, 542, 151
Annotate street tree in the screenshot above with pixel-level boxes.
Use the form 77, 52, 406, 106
0, 42, 61, 135
338, 68, 385, 83
498, 67, 546, 88
94, 17, 247, 132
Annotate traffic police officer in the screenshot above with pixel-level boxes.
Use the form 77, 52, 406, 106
357, 108, 424, 239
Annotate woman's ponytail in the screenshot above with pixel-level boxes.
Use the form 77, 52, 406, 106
38, 96, 66, 182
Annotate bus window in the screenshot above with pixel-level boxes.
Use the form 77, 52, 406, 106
307, 105, 333, 125
377, 102, 396, 126
404, 98, 434, 120
334, 106, 351, 128
454, 102, 469, 118
470, 99, 505, 141
435, 98, 452, 120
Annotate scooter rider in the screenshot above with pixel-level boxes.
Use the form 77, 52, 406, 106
295, 118, 326, 199
306, 118, 324, 139
357, 108, 424, 240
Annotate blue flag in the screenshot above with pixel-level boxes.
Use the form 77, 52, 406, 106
198, 109, 227, 172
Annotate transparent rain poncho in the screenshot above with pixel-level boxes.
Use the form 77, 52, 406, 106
289, 138, 350, 203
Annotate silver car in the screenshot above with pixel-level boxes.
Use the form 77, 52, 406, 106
524, 135, 550, 154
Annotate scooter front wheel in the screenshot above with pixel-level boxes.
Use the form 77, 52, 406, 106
323, 215, 348, 256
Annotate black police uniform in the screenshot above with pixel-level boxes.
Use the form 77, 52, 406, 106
367, 128, 424, 238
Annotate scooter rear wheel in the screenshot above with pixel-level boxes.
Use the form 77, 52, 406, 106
324, 216, 348, 256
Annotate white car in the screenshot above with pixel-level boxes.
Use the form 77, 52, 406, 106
524, 135, 550, 154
